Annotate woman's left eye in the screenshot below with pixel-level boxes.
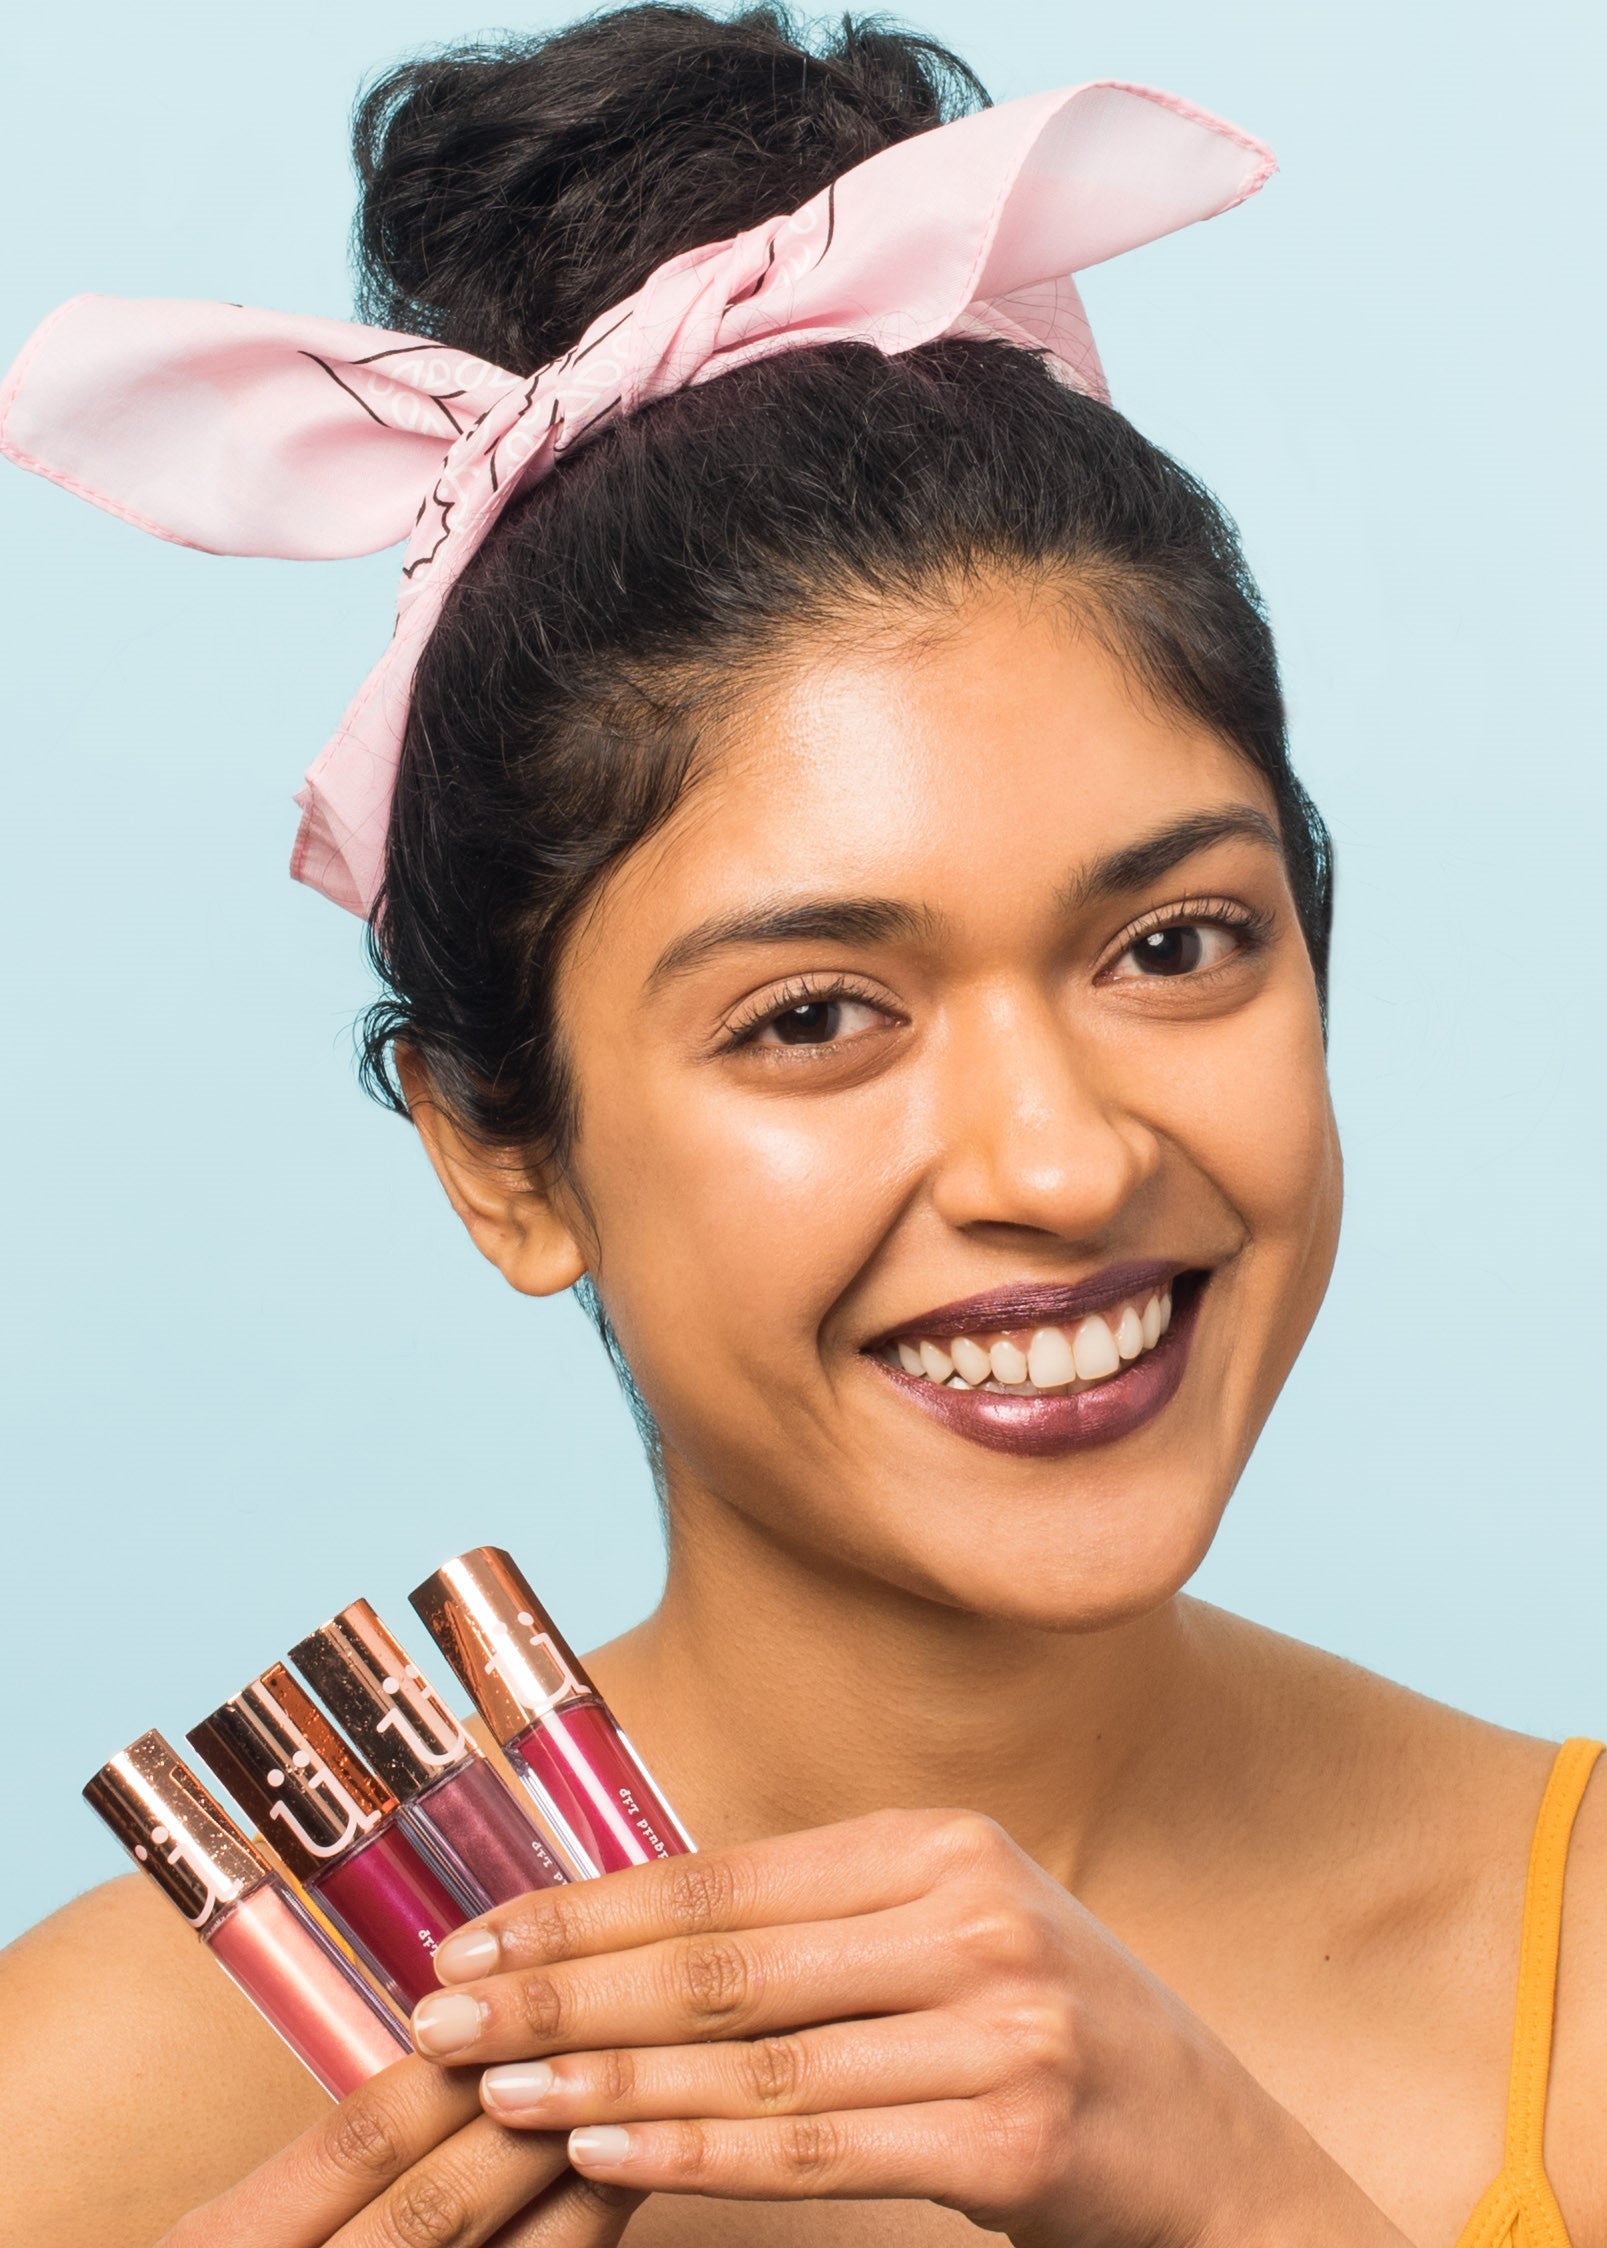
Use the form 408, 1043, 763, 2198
1107, 920, 1245, 980
750, 996, 887, 1048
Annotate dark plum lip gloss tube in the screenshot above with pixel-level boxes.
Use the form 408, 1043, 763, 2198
411, 1546, 695, 1877
85, 1731, 409, 2099
290, 1599, 582, 1911
189, 1664, 469, 2011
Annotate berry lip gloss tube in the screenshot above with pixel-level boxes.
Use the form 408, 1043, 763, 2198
411, 1546, 694, 1876
189, 1664, 469, 2011
291, 1598, 581, 1911
85, 1731, 409, 2099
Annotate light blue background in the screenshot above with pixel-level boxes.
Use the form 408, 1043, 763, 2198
3, 0, 1602, 1946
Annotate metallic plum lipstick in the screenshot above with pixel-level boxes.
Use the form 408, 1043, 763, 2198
869, 1267, 1204, 1459
291, 1600, 582, 1910
411, 1547, 694, 1875
86, 1731, 409, 2098
190, 1666, 469, 2011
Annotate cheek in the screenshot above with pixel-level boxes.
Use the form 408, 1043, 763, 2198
575, 1065, 903, 1377
1133, 979, 1340, 1322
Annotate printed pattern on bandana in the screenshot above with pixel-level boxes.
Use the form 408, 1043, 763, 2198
0, 80, 1274, 917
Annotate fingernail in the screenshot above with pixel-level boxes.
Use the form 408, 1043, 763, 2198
411, 1991, 485, 2055
569, 2126, 634, 2170
481, 2061, 555, 2115
434, 1926, 500, 1982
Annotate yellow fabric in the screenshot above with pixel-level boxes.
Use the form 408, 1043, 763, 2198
1453, 1738, 1602, 2248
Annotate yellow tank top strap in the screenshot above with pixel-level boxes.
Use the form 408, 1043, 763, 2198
1455, 1737, 1603, 2248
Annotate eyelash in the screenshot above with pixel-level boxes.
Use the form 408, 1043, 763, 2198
1095, 895, 1274, 979
718, 896, 1274, 1052
721, 973, 897, 1051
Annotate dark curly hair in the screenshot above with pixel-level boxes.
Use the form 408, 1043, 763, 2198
353, 3, 1330, 1172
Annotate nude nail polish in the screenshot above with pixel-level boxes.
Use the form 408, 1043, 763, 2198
412, 1989, 484, 2054
481, 2060, 555, 2109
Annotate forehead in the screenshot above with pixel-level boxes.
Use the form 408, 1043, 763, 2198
584, 584, 1274, 965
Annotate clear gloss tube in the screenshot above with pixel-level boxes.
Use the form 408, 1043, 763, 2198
85, 1731, 409, 2098
411, 1546, 694, 1876
189, 1665, 468, 2010
291, 1599, 580, 1910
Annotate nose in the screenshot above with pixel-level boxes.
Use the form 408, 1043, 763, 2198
925, 988, 1160, 1245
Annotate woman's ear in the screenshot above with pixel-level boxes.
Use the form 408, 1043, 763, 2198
397, 1049, 588, 1299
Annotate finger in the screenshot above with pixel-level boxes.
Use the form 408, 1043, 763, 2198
487, 2172, 643, 2246
478, 2011, 987, 2128
160, 2056, 484, 2248
432, 1809, 1003, 1985
413, 1901, 951, 2067
328, 2118, 571, 2248
563, 2103, 985, 2203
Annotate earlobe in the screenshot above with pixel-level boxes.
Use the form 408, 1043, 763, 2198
397, 1050, 589, 1300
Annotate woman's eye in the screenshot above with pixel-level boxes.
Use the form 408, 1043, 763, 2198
751, 996, 885, 1048
1110, 921, 1242, 979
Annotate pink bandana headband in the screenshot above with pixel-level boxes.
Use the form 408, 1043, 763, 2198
0, 81, 1272, 919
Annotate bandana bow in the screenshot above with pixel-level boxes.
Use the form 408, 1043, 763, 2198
0, 81, 1272, 916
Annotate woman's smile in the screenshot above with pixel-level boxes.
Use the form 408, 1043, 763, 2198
865, 1265, 1203, 1457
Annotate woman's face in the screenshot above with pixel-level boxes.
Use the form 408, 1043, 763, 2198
550, 579, 1340, 1629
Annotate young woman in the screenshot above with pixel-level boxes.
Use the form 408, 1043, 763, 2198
3, 9, 1602, 2246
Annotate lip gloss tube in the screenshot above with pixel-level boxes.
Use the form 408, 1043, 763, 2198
411, 1546, 694, 1876
291, 1599, 582, 1911
85, 1731, 409, 2099
189, 1665, 469, 2011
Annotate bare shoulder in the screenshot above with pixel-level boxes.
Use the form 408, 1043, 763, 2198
2, 1875, 328, 2247
1211, 1610, 1605, 2240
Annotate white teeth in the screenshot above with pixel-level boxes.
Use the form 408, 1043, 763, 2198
889, 1281, 1184, 1393
950, 1335, 992, 1385
1072, 1314, 1121, 1380
1026, 1326, 1078, 1388
989, 1336, 1029, 1384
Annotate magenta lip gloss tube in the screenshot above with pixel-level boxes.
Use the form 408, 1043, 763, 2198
189, 1664, 470, 2011
85, 1731, 409, 2099
411, 1546, 695, 1876
290, 1599, 582, 1911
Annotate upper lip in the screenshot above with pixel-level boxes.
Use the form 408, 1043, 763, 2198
865, 1260, 1192, 1352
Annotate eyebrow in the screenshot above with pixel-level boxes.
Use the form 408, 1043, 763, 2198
647, 805, 1282, 989
1057, 805, 1284, 912
649, 897, 943, 988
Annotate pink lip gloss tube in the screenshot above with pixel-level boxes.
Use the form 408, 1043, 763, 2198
291, 1599, 582, 1911
190, 1665, 469, 2011
85, 1731, 409, 2099
411, 1547, 694, 1877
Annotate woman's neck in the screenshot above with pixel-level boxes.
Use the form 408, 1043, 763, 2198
587, 1481, 1252, 1893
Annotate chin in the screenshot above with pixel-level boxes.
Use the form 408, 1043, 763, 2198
917, 1514, 1221, 1634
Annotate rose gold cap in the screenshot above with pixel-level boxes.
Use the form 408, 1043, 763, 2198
84, 1730, 268, 1929
410, 1547, 594, 1745
291, 1599, 477, 1805
188, 1664, 395, 1885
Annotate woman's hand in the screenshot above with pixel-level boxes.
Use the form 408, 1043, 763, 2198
156, 2051, 639, 2248
409, 1811, 1408, 2248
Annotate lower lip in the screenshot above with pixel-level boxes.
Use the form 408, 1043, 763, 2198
870, 1281, 1203, 1458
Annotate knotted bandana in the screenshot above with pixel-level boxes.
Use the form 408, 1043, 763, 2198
0, 81, 1273, 917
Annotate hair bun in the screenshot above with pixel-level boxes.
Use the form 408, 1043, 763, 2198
353, 3, 988, 374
